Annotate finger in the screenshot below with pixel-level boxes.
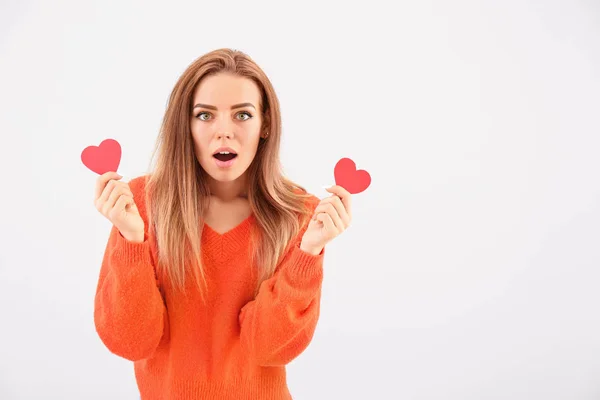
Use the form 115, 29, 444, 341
324, 203, 345, 231
313, 202, 330, 218
101, 179, 131, 204
315, 198, 348, 229
325, 185, 352, 219
96, 178, 125, 211
95, 171, 122, 202
106, 185, 128, 214
316, 212, 337, 235
109, 194, 135, 221
110, 185, 134, 212
315, 203, 344, 232
100, 182, 127, 216
320, 196, 350, 228
120, 182, 134, 198
97, 179, 118, 210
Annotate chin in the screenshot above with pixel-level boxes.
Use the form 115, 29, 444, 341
210, 173, 244, 183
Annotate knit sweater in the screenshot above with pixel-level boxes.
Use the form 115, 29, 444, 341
94, 176, 325, 400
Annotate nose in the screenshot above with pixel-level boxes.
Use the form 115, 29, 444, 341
215, 118, 235, 139
217, 131, 233, 139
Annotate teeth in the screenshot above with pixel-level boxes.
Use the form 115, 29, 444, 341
219, 151, 230, 154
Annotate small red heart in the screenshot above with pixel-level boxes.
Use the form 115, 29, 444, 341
81, 139, 122, 175
334, 157, 371, 194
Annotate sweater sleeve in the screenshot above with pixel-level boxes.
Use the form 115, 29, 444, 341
93, 177, 167, 361
238, 196, 325, 367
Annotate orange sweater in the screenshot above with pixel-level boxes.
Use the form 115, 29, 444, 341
94, 176, 325, 400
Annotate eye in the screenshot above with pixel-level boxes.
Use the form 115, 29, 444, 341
196, 112, 211, 121
237, 111, 253, 121
195, 111, 253, 121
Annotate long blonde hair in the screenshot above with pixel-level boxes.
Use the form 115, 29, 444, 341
143, 48, 314, 301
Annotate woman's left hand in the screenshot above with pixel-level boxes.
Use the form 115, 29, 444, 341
300, 185, 352, 255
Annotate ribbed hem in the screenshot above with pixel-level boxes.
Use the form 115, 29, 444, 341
137, 373, 292, 400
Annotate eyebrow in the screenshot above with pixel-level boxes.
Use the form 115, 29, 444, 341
192, 102, 256, 111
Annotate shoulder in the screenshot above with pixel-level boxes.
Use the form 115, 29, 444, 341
304, 193, 320, 211
291, 187, 320, 221
291, 187, 319, 207
127, 174, 150, 194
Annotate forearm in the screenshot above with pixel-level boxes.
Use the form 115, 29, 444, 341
94, 226, 166, 361
239, 243, 324, 366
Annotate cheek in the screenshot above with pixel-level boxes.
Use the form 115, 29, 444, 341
240, 134, 261, 158
245, 125, 262, 143
190, 126, 206, 145
190, 133, 210, 160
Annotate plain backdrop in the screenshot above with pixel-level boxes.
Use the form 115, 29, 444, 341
1, 0, 600, 399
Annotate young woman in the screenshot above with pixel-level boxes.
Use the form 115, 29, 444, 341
92, 48, 352, 399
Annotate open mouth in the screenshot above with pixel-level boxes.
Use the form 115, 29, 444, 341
213, 152, 238, 162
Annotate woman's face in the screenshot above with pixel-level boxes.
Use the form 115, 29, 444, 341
190, 72, 264, 185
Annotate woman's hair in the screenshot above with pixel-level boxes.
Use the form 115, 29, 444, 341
143, 48, 314, 301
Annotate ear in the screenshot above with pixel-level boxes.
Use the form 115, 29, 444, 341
261, 120, 271, 139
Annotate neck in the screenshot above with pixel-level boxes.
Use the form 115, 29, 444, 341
208, 173, 248, 203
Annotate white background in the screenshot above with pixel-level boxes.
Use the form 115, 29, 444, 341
1, 0, 600, 399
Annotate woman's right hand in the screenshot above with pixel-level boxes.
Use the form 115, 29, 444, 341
94, 172, 145, 243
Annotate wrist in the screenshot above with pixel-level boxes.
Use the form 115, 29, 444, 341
121, 230, 145, 243
299, 241, 322, 256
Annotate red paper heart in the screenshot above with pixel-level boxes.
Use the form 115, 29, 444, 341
334, 157, 371, 194
81, 139, 122, 175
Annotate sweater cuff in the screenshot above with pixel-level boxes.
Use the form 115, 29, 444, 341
285, 242, 325, 282
111, 231, 153, 268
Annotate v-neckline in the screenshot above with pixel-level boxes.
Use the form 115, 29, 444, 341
201, 213, 255, 263
202, 213, 255, 237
